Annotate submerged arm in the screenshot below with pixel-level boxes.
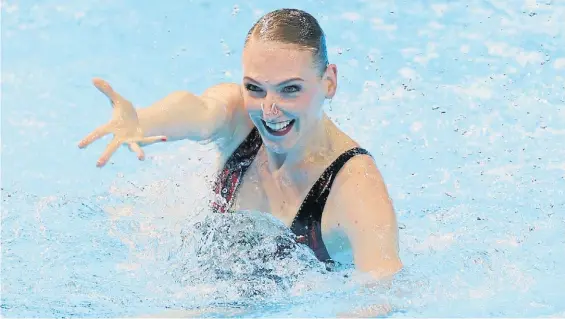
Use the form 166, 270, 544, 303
329, 155, 403, 278
329, 156, 402, 316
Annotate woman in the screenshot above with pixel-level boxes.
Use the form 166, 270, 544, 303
79, 8, 402, 279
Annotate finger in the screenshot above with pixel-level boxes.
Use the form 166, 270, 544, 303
92, 78, 130, 109
137, 135, 168, 146
92, 78, 117, 101
78, 124, 111, 148
97, 138, 122, 168
128, 142, 145, 161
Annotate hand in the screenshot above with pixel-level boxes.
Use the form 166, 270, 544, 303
78, 78, 167, 167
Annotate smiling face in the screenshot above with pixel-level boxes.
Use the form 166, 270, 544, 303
242, 40, 337, 154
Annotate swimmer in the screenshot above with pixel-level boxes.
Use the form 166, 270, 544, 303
78, 8, 402, 280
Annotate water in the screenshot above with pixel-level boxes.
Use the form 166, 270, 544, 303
2, 0, 565, 317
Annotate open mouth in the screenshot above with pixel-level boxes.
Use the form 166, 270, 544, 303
261, 119, 295, 137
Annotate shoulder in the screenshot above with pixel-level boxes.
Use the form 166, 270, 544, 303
328, 151, 390, 214
201, 83, 254, 153
201, 83, 247, 129
201, 82, 243, 103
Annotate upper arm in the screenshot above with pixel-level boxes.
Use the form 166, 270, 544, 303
328, 155, 402, 278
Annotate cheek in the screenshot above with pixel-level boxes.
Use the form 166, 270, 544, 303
283, 91, 320, 114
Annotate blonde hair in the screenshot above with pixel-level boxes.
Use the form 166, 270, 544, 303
245, 9, 329, 75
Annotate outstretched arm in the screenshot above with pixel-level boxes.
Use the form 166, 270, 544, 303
136, 82, 246, 142
78, 79, 250, 167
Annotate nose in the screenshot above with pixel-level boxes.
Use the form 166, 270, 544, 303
261, 98, 281, 118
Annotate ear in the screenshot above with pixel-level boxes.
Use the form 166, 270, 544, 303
324, 64, 338, 99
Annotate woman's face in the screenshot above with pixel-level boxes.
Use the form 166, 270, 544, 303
241, 40, 337, 154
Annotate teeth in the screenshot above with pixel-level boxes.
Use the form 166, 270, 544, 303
265, 120, 292, 131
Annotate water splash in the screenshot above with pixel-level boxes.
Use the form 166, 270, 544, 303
166, 211, 328, 300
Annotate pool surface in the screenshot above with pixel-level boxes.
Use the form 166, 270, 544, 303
2, 0, 565, 317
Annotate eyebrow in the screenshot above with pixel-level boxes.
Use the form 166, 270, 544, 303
243, 76, 304, 86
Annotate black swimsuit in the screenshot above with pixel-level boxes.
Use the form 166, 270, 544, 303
211, 127, 371, 263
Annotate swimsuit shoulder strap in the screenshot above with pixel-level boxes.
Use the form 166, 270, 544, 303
297, 147, 372, 221
290, 147, 372, 262
211, 127, 262, 213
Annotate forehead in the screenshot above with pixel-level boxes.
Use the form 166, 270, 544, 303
242, 41, 317, 82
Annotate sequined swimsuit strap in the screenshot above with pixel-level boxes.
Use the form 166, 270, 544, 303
290, 147, 372, 262
211, 128, 262, 213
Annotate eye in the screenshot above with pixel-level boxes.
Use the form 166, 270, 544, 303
245, 83, 262, 92
282, 85, 301, 93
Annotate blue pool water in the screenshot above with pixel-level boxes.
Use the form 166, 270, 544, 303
2, 0, 565, 317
